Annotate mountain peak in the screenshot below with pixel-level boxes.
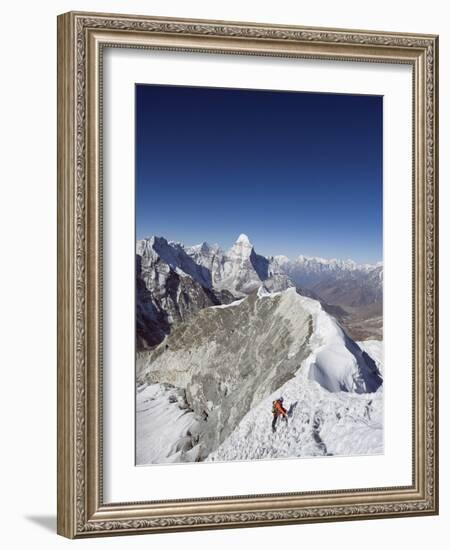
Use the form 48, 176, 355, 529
226, 234, 257, 266
235, 233, 252, 246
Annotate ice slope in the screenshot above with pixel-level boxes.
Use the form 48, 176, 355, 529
136, 383, 203, 464
206, 353, 383, 462
302, 295, 382, 394
207, 311, 385, 463
137, 288, 382, 464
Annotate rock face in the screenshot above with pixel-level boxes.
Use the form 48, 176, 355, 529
136, 237, 236, 348
186, 234, 295, 296
137, 288, 382, 462
136, 255, 170, 349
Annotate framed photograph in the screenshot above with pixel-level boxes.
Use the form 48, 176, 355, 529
57, 11, 439, 538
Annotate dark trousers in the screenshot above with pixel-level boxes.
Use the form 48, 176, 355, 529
272, 414, 287, 431
272, 414, 278, 431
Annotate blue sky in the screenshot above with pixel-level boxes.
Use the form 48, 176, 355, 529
136, 84, 382, 263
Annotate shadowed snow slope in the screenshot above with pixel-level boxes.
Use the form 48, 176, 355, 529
357, 340, 384, 375
136, 288, 382, 464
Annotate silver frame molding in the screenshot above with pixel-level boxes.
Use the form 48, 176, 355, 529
57, 11, 439, 538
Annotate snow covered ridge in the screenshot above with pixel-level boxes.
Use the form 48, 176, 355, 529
273, 253, 381, 273
136, 287, 383, 465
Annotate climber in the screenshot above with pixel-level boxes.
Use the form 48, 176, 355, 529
272, 397, 288, 432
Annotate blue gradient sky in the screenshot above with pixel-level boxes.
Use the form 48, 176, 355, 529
136, 84, 382, 263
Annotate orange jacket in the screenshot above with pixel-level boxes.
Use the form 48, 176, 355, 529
273, 400, 287, 417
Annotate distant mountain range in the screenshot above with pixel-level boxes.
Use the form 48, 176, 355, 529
136, 234, 382, 349
273, 254, 382, 307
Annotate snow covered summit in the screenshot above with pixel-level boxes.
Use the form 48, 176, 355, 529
236, 233, 252, 245
229, 233, 253, 256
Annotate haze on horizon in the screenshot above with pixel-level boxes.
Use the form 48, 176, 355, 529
136, 84, 383, 264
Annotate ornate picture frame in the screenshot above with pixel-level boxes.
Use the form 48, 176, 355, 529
57, 11, 439, 538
